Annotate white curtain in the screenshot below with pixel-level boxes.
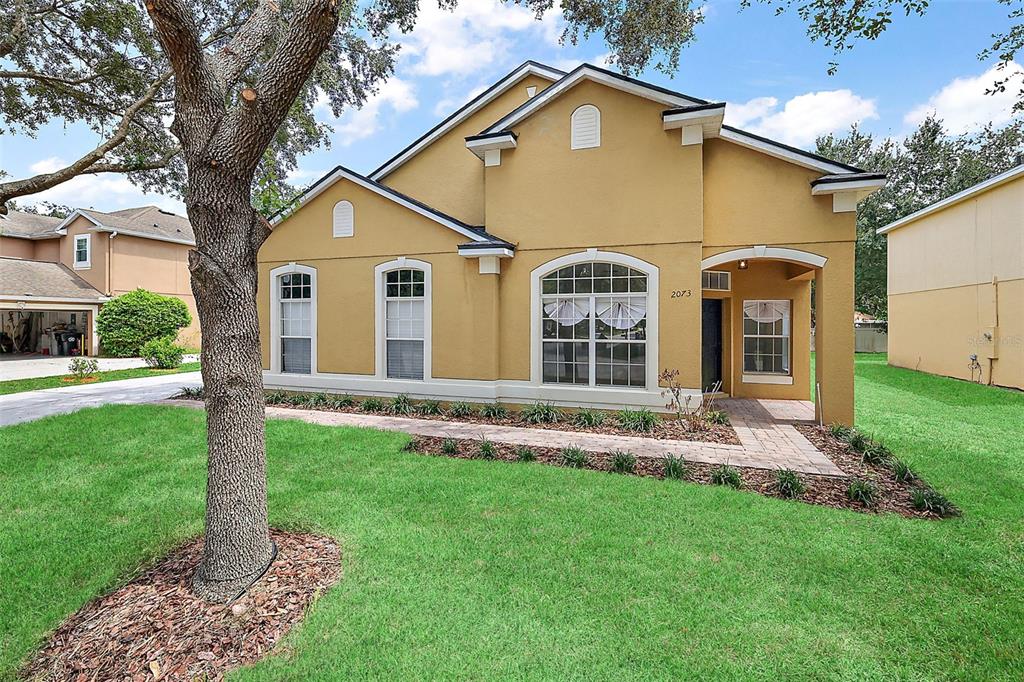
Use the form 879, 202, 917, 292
544, 299, 589, 326
596, 297, 646, 330
743, 300, 788, 324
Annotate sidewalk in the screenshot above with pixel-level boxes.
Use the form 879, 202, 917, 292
0, 354, 200, 381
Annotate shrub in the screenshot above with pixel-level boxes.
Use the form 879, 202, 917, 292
861, 440, 892, 465
911, 487, 960, 517
572, 408, 605, 427
177, 385, 204, 399
560, 445, 588, 468
388, 394, 414, 415
283, 392, 310, 406
711, 464, 742, 488
441, 438, 459, 455
326, 394, 355, 409
663, 454, 688, 480
96, 289, 191, 357
891, 458, 917, 484
480, 402, 508, 419
706, 409, 730, 426
617, 407, 658, 433
847, 478, 878, 506
828, 422, 853, 441
515, 446, 537, 462
477, 438, 497, 460
139, 337, 185, 369
67, 357, 99, 380
775, 469, 807, 499
847, 430, 869, 453
447, 401, 474, 418
265, 390, 287, 404
521, 401, 562, 424
361, 397, 385, 412
416, 399, 442, 416
610, 450, 636, 474
304, 393, 331, 409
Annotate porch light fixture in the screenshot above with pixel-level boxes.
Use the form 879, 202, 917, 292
738, 259, 749, 270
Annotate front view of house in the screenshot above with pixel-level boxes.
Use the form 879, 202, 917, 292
259, 62, 884, 424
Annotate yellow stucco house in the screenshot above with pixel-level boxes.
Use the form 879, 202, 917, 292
879, 164, 1023, 390
259, 62, 885, 424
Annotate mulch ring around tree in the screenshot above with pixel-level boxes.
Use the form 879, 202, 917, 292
408, 431, 954, 520
22, 530, 341, 681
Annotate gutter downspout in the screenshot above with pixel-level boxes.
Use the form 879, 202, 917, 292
106, 231, 117, 296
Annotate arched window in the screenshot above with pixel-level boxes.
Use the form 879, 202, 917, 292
375, 259, 431, 381
333, 200, 354, 238
540, 261, 649, 387
270, 264, 317, 375
570, 104, 601, 150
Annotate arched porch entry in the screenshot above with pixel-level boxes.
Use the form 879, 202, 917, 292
699, 246, 852, 425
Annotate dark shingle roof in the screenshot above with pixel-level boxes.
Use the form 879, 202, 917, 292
0, 210, 62, 239
77, 206, 194, 244
0, 257, 107, 300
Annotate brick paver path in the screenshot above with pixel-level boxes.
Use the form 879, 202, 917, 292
166, 398, 843, 477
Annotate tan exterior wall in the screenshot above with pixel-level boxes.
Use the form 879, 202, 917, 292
0, 236, 39, 260
59, 216, 110, 294
381, 74, 556, 226
32, 238, 60, 262
887, 177, 1024, 389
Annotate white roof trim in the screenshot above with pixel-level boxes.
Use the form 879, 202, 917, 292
0, 294, 111, 304
370, 62, 563, 181
481, 65, 706, 135
465, 133, 518, 159
719, 127, 857, 175
272, 166, 484, 242
877, 163, 1024, 234
811, 178, 887, 195
54, 210, 196, 246
457, 246, 514, 258
701, 246, 827, 270
54, 209, 103, 234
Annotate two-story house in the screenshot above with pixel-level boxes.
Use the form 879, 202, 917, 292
258, 62, 884, 424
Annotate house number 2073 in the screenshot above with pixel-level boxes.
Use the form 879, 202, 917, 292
671, 289, 692, 298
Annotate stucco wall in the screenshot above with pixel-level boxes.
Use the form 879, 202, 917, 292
59, 217, 109, 293
0, 236, 38, 260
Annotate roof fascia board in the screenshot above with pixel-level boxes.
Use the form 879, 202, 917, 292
482, 65, 706, 135
55, 209, 104, 235
0, 294, 111, 303
457, 246, 514, 258
465, 132, 518, 159
810, 177, 887, 195
877, 164, 1024, 234
86, 225, 197, 246
369, 61, 563, 181
719, 126, 862, 175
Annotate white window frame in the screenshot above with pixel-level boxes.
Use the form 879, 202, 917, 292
269, 263, 317, 375
701, 270, 731, 292
570, 104, 601, 150
530, 250, 658, 390
375, 257, 431, 380
741, 299, 791, 381
73, 234, 91, 269
332, 200, 354, 238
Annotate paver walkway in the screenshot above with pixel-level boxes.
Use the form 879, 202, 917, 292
166, 397, 843, 477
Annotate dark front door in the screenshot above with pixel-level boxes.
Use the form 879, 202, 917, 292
702, 298, 723, 392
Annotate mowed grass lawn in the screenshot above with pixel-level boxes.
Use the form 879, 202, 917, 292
1, 356, 1022, 680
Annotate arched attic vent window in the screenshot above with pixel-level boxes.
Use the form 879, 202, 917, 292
333, 200, 354, 238
570, 104, 601, 150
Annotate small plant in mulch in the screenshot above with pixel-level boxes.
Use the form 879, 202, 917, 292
66, 357, 99, 382
480, 402, 509, 419
447, 401, 474, 417
663, 454, 688, 480
911, 486, 960, 517
515, 445, 537, 462
264, 390, 286, 404
326, 393, 355, 409
860, 440, 892, 466
521, 401, 563, 424
847, 478, 878, 507
415, 399, 442, 416
774, 469, 807, 499
360, 397, 385, 412
706, 409, 730, 426
710, 463, 742, 488
388, 394, 414, 415
283, 392, 310, 407
304, 392, 330, 409
610, 450, 636, 474
572, 408, 605, 427
477, 438, 497, 460
616, 407, 658, 433
177, 385, 205, 399
441, 437, 460, 455
560, 445, 588, 468
891, 457, 917, 484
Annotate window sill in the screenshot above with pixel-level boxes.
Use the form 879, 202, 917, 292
741, 373, 793, 385
73, 262, 91, 270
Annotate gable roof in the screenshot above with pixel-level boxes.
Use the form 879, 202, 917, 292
877, 163, 1024, 235
0, 257, 108, 301
57, 206, 195, 245
274, 165, 514, 249
369, 60, 564, 181
0, 210, 63, 239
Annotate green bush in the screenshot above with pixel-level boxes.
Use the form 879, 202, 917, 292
447, 401, 474, 418
911, 487, 960, 517
848, 431, 869, 453
521, 401, 563, 424
610, 450, 636, 474
477, 438, 497, 460
480, 402, 509, 419
139, 337, 185, 369
361, 397, 385, 412
265, 390, 287, 404
388, 394, 414, 415
847, 478, 878, 507
774, 469, 807, 499
560, 446, 588, 468
711, 464, 742, 488
572, 408, 605, 427
616, 408, 658, 433
828, 422, 853, 441
706, 409, 730, 426
416, 399, 442, 416
891, 458, 917, 484
67, 357, 99, 380
326, 394, 355, 409
177, 385, 204, 399
861, 440, 892, 465
515, 446, 537, 462
96, 289, 191, 357
663, 455, 688, 480
441, 438, 459, 455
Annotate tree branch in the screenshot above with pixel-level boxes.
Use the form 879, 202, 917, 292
213, 0, 282, 86
145, 0, 222, 120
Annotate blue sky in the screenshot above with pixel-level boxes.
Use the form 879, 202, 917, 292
2, 0, 1020, 214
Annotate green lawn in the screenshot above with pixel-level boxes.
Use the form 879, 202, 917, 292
0, 361, 200, 395
1, 356, 1022, 680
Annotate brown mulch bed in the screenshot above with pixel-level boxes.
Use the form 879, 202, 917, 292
408, 430, 952, 520
22, 530, 341, 682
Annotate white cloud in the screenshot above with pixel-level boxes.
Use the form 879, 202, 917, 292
903, 62, 1023, 134
22, 157, 185, 214
324, 77, 419, 145
433, 83, 489, 117
726, 90, 878, 147
550, 52, 613, 74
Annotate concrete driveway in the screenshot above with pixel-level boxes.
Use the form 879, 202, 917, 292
0, 371, 202, 426
0, 354, 200, 381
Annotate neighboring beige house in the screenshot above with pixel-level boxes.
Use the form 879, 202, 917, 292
259, 62, 885, 424
879, 164, 1023, 390
0, 206, 199, 356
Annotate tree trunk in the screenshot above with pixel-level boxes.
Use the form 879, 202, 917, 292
187, 165, 273, 602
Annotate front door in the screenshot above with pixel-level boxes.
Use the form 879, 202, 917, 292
701, 298, 723, 392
